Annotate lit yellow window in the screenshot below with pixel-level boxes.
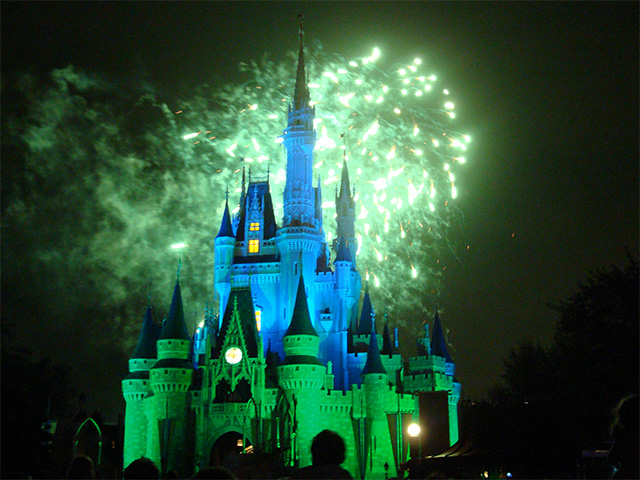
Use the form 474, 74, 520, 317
255, 310, 262, 332
249, 222, 260, 232
248, 239, 260, 253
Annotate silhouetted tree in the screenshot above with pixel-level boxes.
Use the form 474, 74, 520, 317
490, 255, 639, 478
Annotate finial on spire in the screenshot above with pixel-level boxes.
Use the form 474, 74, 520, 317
293, 14, 310, 110
225, 185, 229, 202
340, 130, 347, 160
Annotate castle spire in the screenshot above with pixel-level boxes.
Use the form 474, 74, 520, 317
130, 306, 160, 360
285, 274, 318, 337
293, 15, 310, 110
159, 282, 191, 341
430, 310, 453, 363
216, 198, 235, 238
356, 282, 374, 335
361, 323, 386, 375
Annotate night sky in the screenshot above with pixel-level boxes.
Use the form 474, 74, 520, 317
2, 2, 638, 421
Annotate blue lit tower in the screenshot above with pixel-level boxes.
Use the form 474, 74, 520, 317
214, 196, 235, 320
334, 158, 357, 268
275, 24, 324, 326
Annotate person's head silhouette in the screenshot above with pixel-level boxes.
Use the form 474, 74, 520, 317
311, 429, 346, 466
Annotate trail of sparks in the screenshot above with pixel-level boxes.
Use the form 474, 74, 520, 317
178, 45, 470, 316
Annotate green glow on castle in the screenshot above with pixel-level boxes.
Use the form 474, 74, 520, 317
122, 28, 460, 479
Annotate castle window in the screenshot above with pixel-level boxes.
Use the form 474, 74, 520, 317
255, 310, 262, 332
249, 222, 260, 232
248, 239, 260, 253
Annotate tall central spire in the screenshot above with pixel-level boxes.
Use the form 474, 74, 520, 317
293, 15, 310, 110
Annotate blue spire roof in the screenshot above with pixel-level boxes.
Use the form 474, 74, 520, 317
159, 282, 191, 341
130, 306, 160, 359
216, 199, 235, 238
356, 283, 375, 335
430, 310, 453, 363
285, 275, 318, 337
361, 326, 386, 375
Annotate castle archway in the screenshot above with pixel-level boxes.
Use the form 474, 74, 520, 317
209, 430, 253, 469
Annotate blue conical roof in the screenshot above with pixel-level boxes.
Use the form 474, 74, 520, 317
430, 310, 453, 363
216, 199, 235, 238
335, 237, 352, 263
356, 283, 374, 335
131, 306, 160, 359
361, 326, 386, 375
285, 275, 318, 337
159, 282, 191, 341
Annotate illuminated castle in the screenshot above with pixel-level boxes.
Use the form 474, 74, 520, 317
122, 28, 461, 479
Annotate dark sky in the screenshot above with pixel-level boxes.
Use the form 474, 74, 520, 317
2, 2, 638, 420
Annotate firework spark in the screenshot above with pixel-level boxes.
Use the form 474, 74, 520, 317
178, 45, 470, 315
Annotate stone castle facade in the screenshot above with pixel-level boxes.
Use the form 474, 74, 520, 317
122, 29, 461, 479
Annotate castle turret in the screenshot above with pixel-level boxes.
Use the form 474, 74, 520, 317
360, 325, 395, 478
148, 281, 194, 477
276, 24, 323, 324
405, 310, 460, 448
215, 198, 236, 321
123, 306, 159, 468
430, 310, 460, 445
278, 274, 325, 468
334, 159, 357, 267
281, 24, 316, 228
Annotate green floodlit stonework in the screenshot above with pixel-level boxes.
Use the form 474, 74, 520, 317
122, 30, 461, 479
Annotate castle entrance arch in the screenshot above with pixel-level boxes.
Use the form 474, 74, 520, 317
209, 431, 253, 469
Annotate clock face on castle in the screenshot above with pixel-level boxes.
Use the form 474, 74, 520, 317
225, 347, 242, 365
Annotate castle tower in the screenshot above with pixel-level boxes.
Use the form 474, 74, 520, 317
360, 325, 395, 479
147, 281, 194, 476
405, 311, 461, 449
214, 198, 235, 321
429, 311, 460, 445
277, 274, 325, 468
122, 306, 159, 468
334, 159, 357, 267
276, 23, 323, 325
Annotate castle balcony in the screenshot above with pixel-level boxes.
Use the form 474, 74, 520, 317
208, 402, 253, 416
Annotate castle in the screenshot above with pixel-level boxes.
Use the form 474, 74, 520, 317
122, 28, 461, 479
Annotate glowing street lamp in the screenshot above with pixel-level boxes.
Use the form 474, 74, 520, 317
408, 422, 421, 458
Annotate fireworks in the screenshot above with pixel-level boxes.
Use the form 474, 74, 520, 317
178, 45, 470, 316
